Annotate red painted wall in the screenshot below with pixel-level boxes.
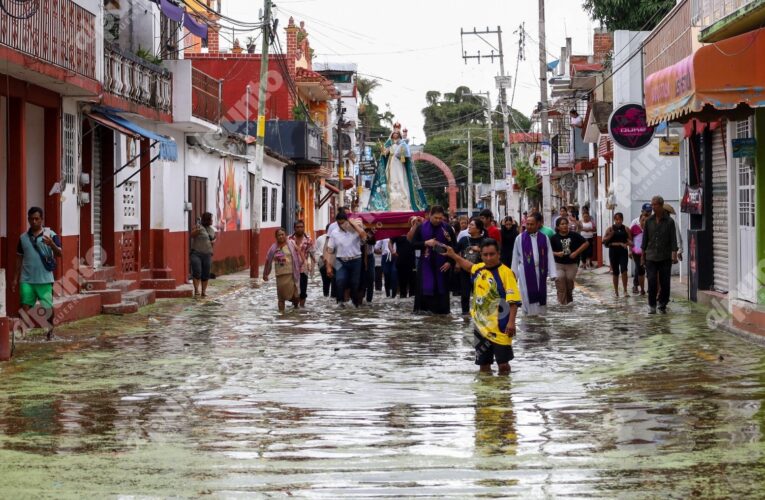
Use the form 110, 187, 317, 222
188, 54, 292, 122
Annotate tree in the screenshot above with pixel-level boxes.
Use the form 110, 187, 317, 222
425, 90, 441, 106
582, 0, 675, 31
356, 77, 380, 106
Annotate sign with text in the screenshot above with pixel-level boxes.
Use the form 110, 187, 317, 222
732, 138, 756, 158
609, 103, 655, 150
659, 136, 680, 156
529, 142, 552, 176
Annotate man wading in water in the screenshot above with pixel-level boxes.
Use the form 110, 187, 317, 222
446, 239, 521, 374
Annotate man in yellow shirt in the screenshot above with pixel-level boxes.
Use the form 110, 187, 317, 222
445, 239, 522, 374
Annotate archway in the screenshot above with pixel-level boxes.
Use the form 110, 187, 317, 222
412, 152, 458, 214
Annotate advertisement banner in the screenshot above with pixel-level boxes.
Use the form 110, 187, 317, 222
609, 103, 655, 150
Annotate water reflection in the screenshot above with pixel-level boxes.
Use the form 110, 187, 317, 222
0, 275, 763, 496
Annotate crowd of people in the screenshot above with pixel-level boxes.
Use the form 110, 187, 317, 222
261, 195, 680, 369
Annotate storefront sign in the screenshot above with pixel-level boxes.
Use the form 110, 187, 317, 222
609, 103, 655, 150
659, 136, 680, 156
732, 138, 756, 158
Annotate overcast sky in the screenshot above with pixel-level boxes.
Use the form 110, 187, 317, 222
223, 0, 595, 142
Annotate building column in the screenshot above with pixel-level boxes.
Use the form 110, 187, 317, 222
5, 97, 26, 317
140, 139, 153, 270
756, 109, 765, 305
100, 128, 117, 272
44, 107, 62, 280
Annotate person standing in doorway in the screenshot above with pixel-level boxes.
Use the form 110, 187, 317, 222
445, 239, 522, 374
642, 195, 679, 314
511, 212, 557, 316
603, 212, 632, 297
263, 228, 302, 312
550, 218, 589, 305
190, 211, 216, 298
289, 220, 315, 308
411, 206, 456, 314
12, 207, 62, 340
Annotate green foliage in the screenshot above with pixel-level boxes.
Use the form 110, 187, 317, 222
135, 46, 162, 65
582, 0, 675, 31
292, 105, 308, 122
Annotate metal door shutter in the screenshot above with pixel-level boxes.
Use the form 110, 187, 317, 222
711, 127, 728, 292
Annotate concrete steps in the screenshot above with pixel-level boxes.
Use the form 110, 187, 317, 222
140, 279, 178, 290
102, 302, 139, 315
108, 280, 140, 293
122, 289, 156, 307
81, 280, 108, 292
83, 289, 122, 306
155, 285, 194, 299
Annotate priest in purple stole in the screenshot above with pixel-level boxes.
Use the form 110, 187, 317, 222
410, 206, 457, 314
511, 212, 557, 316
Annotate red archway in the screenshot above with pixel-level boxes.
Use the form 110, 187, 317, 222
412, 152, 458, 214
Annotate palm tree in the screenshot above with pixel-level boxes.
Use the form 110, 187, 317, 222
425, 90, 441, 106
356, 77, 380, 106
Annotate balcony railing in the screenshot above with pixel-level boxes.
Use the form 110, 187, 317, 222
103, 43, 172, 113
0, 0, 96, 79
191, 67, 221, 124
692, 0, 757, 28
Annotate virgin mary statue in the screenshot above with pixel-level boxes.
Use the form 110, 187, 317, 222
367, 123, 428, 212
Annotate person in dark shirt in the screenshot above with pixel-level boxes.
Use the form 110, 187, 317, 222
550, 218, 589, 305
603, 212, 632, 297
393, 220, 418, 298
456, 217, 487, 315
410, 206, 457, 314
641, 195, 679, 314
500, 216, 518, 267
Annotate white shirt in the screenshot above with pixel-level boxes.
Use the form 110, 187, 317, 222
457, 229, 470, 241
314, 234, 329, 264
328, 227, 362, 259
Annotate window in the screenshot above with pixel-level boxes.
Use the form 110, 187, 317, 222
261, 186, 268, 222
271, 188, 277, 222
63, 113, 75, 185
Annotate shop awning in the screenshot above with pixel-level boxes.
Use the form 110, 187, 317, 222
89, 108, 178, 161
645, 27, 765, 125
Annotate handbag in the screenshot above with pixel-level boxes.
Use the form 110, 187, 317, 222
32, 233, 57, 272
681, 183, 703, 214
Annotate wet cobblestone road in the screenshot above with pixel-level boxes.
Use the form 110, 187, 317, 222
1, 272, 764, 498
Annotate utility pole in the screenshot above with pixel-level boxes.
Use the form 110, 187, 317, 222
461, 26, 513, 219
336, 98, 345, 208
467, 129, 473, 215
485, 93, 496, 217
539, 0, 552, 220
250, 0, 271, 279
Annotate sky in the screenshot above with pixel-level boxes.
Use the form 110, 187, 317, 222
223, 0, 595, 143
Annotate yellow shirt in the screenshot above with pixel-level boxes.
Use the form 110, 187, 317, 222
470, 263, 522, 346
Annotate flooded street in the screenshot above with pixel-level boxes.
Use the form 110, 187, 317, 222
1, 272, 764, 498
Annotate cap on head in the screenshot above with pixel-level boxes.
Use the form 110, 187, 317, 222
642, 202, 652, 213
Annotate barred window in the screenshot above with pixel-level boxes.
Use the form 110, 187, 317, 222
63, 113, 76, 185
262, 187, 268, 222
271, 188, 277, 222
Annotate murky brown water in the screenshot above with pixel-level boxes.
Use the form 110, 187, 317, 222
1, 272, 764, 498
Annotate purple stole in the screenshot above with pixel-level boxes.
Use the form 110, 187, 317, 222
419, 221, 451, 295
521, 231, 548, 306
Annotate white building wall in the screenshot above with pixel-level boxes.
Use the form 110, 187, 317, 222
612, 31, 683, 265
261, 155, 285, 230
25, 103, 45, 213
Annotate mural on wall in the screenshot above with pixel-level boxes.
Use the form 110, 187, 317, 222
216, 158, 243, 231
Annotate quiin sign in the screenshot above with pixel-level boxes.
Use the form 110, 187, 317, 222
608, 103, 655, 151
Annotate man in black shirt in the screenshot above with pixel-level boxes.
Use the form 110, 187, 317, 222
550, 218, 589, 305
641, 195, 679, 314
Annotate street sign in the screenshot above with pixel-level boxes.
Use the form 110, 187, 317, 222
732, 138, 756, 158
495, 75, 512, 89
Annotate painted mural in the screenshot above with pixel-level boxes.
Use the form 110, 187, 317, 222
216, 158, 243, 231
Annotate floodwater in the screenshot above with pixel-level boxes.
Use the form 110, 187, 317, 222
1, 272, 764, 498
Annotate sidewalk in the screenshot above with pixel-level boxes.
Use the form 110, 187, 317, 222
581, 267, 765, 347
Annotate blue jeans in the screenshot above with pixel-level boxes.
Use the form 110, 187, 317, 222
335, 257, 362, 304
382, 254, 398, 297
